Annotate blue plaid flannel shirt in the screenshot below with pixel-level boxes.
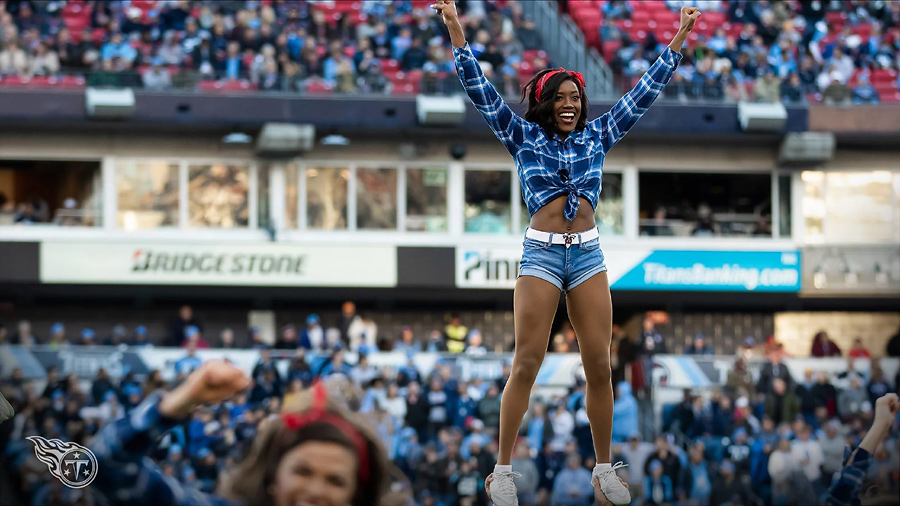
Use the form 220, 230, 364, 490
453, 42, 682, 222
88, 393, 240, 506
825, 446, 872, 506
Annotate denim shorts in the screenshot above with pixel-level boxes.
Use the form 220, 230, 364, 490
517, 229, 608, 292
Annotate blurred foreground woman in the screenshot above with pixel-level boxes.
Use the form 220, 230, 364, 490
89, 360, 392, 506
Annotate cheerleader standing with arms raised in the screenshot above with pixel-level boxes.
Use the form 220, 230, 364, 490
430, 1, 700, 504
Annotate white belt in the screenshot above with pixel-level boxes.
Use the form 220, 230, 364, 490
525, 227, 599, 247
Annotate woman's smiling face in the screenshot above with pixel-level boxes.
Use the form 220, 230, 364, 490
553, 79, 582, 135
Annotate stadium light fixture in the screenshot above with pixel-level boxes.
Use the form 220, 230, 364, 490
222, 132, 252, 144
321, 134, 350, 146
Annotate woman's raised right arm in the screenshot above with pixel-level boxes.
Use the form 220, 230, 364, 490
433, 0, 527, 156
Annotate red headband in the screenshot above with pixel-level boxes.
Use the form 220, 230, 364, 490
281, 381, 370, 484
535, 68, 586, 100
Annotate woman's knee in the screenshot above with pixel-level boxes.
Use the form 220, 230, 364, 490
511, 353, 544, 383
582, 354, 611, 385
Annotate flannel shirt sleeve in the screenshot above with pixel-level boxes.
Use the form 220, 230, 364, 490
825, 446, 871, 506
588, 46, 682, 153
88, 393, 238, 506
453, 42, 528, 156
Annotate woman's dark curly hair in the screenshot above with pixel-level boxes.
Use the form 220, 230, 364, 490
219, 386, 390, 506
520, 68, 590, 135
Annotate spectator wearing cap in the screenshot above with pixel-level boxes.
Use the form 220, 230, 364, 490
47, 323, 67, 350
726, 427, 753, 474
464, 329, 487, 355
396, 351, 423, 388
122, 383, 143, 412
709, 460, 747, 505
248, 326, 267, 349
142, 57, 172, 90
80, 327, 96, 346
181, 326, 210, 349
175, 342, 203, 376
644, 459, 674, 506
299, 314, 324, 351
684, 334, 715, 355
130, 326, 153, 347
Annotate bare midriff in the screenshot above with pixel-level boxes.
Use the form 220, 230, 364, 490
529, 194, 596, 233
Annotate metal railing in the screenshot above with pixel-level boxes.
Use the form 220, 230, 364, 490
521, 0, 615, 100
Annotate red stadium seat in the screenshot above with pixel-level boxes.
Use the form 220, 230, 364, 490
306, 81, 334, 94
602, 40, 622, 61
198, 80, 253, 93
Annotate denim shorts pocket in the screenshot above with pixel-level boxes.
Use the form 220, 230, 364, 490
523, 238, 551, 250
579, 238, 600, 251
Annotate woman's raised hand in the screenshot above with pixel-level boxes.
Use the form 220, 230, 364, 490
431, 0, 459, 26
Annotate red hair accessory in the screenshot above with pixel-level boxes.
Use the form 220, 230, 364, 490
281, 381, 370, 483
535, 68, 586, 100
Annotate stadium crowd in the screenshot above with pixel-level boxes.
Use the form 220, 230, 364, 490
573, 0, 900, 104
0, 0, 546, 96
1, 304, 899, 506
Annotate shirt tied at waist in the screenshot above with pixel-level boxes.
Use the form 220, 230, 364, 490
564, 181, 580, 222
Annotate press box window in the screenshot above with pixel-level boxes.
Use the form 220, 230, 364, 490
639, 172, 772, 237
465, 169, 512, 234
406, 167, 448, 232
188, 164, 249, 228
117, 160, 179, 230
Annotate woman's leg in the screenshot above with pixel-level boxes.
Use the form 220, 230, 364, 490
497, 275, 560, 465
565, 271, 614, 463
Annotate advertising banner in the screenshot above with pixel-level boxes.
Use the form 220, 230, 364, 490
456, 247, 802, 292
40, 242, 397, 287
29, 347, 150, 379
613, 250, 802, 292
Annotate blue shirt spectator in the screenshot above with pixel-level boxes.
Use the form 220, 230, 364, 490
551, 453, 594, 506
101, 33, 137, 63
613, 382, 639, 442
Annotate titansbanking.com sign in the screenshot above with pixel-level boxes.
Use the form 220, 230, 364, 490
614, 250, 802, 292
40, 242, 397, 287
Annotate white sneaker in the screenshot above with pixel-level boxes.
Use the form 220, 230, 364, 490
489, 470, 522, 506
593, 462, 631, 505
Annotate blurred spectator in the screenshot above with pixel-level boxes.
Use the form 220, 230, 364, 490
813, 370, 839, 419
838, 376, 870, 422
267, 324, 295, 350
644, 459, 675, 505
612, 382, 639, 442
143, 56, 173, 89
780, 72, 804, 103
765, 378, 801, 425
847, 338, 871, 359
444, 314, 468, 354
551, 452, 594, 505
684, 334, 714, 355
811, 331, 842, 357
169, 305, 202, 347
887, 326, 900, 357
182, 326, 210, 349
852, 72, 880, 105
300, 314, 325, 351
758, 348, 794, 394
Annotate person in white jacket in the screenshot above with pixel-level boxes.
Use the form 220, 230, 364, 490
768, 436, 798, 502
791, 424, 825, 492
